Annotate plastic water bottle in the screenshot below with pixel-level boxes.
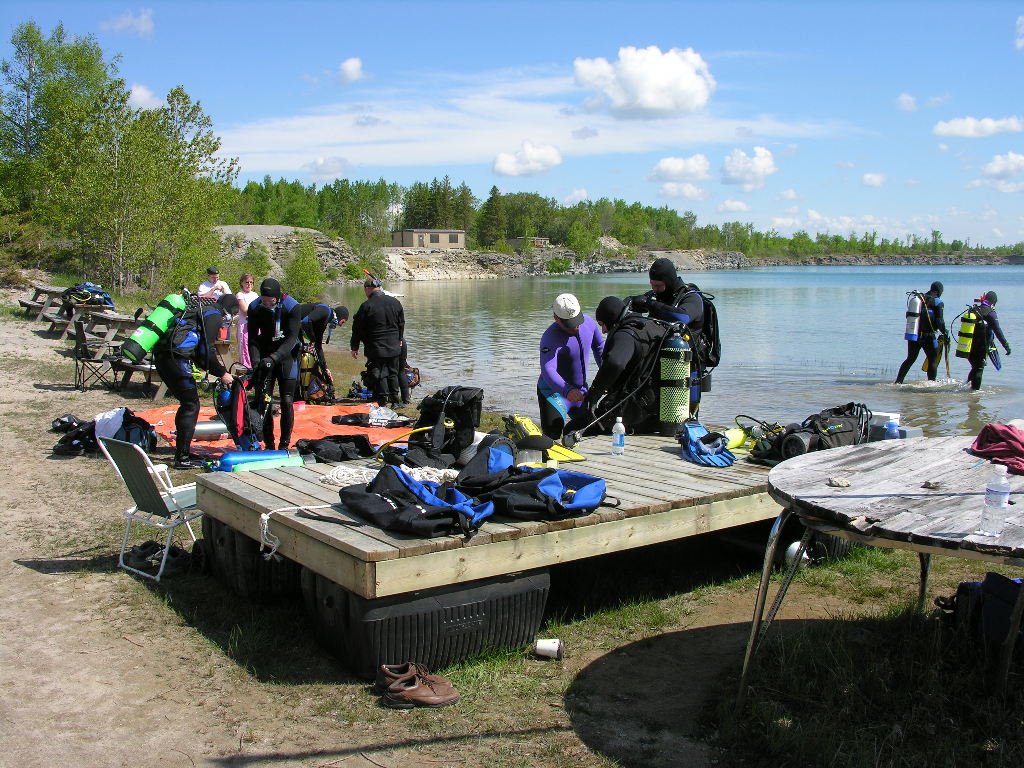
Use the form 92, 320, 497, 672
976, 464, 1011, 537
884, 419, 900, 439
611, 417, 625, 456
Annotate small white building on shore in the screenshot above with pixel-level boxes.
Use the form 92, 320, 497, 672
391, 229, 466, 249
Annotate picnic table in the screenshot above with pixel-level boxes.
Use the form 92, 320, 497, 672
82, 310, 138, 348
18, 283, 68, 320
738, 435, 1024, 703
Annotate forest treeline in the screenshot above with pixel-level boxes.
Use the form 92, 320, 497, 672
2, 21, 1020, 296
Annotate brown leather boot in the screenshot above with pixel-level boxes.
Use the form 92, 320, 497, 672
380, 673, 460, 709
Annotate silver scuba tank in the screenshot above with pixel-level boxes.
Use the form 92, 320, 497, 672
658, 331, 691, 437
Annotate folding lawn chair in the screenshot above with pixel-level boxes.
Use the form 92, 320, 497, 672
73, 320, 116, 390
98, 437, 203, 582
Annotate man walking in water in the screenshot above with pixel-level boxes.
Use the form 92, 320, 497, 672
896, 281, 947, 384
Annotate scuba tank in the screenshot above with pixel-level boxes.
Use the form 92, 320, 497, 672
956, 307, 978, 358
904, 292, 922, 341
657, 330, 691, 437
121, 293, 187, 363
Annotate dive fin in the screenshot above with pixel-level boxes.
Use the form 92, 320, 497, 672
546, 442, 587, 462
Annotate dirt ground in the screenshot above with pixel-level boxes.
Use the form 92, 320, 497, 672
0, 292, 910, 768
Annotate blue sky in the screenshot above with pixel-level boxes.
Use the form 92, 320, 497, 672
5, 1, 1024, 247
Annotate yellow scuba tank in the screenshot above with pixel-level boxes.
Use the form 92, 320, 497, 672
658, 330, 691, 437
121, 293, 188, 363
956, 308, 977, 358
904, 292, 922, 341
298, 346, 316, 394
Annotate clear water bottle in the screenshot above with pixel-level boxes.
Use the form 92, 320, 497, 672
884, 419, 900, 439
976, 464, 1011, 537
611, 417, 625, 456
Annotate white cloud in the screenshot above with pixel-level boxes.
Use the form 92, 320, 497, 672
969, 151, 1024, 192
981, 151, 1024, 179
925, 94, 951, 108
938, 143, 949, 153
573, 45, 715, 119
563, 188, 589, 205
493, 141, 562, 176
354, 115, 387, 126
721, 146, 777, 190
647, 154, 710, 182
337, 58, 364, 85
572, 126, 598, 139
862, 173, 886, 187
304, 156, 350, 182
772, 216, 802, 228
836, 160, 855, 169
933, 116, 1023, 138
658, 182, 707, 200
717, 199, 750, 213
216, 68, 834, 177
1017, 16, 1024, 49
128, 83, 162, 110
100, 9, 154, 37
897, 93, 917, 112
780, 188, 798, 200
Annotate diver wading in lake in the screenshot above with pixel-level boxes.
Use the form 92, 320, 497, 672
958, 290, 1011, 391
896, 281, 947, 384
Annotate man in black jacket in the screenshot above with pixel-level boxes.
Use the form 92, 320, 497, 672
350, 277, 405, 405
153, 294, 238, 468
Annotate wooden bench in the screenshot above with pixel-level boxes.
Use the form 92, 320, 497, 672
18, 298, 44, 317
111, 358, 167, 399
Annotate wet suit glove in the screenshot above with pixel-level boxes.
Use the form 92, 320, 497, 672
1006, 346, 1012, 356
260, 357, 274, 370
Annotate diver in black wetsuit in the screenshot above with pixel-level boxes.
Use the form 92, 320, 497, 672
578, 296, 669, 435
247, 278, 302, 450
297, 303, 348, 391
896, 281, 947, 384
967, 290, 1011, 391
628, 257, 705, 416
153, 294, 238, 469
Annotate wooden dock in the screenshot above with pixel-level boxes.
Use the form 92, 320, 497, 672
195, 434, 778, 600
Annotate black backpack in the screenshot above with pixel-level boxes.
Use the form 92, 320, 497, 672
696, 291, 721, 369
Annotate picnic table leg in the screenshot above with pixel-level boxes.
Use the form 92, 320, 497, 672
994, 580, 1024, 696
737, 505, 807, 709
917, 553, 931, 611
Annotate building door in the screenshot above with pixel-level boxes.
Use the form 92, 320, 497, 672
418, 234, 424, 247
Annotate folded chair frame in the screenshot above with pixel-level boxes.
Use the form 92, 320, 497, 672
98, 437, 202, 582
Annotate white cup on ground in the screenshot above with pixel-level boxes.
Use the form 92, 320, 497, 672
534, 638, 564, 659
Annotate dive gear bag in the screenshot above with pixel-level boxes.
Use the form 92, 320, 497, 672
748, 402, 872, 466
455, 464, 613, 521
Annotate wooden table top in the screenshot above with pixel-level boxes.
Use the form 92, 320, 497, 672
768, 435, 1024, 561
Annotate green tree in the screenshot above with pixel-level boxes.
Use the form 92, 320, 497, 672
565, 218, 599, 257
0, 22, 114, 209
283, 232, 325, 301
477, 185, 506, 246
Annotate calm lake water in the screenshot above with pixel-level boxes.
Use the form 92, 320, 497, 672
326, 265, 1023, 437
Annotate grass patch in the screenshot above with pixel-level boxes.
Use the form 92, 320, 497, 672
715, 601, 1024, 767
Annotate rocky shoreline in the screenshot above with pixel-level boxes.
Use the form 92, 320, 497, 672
216, 225, 1018, 283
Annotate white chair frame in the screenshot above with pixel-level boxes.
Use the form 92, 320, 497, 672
98, 437, 203, 582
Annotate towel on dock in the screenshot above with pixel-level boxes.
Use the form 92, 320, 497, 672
969, 423, 1024, 474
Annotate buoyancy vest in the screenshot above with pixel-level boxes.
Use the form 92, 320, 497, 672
613, 317, 667, 394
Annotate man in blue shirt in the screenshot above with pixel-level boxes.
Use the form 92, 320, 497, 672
537, 293, 605, 439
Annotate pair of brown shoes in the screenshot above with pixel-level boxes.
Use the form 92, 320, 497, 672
374, 662, 460, 709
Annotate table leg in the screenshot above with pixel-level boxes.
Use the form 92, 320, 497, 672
917, 553, 931, 611
995, 579, 1024, 696
737, 505, 808, 708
